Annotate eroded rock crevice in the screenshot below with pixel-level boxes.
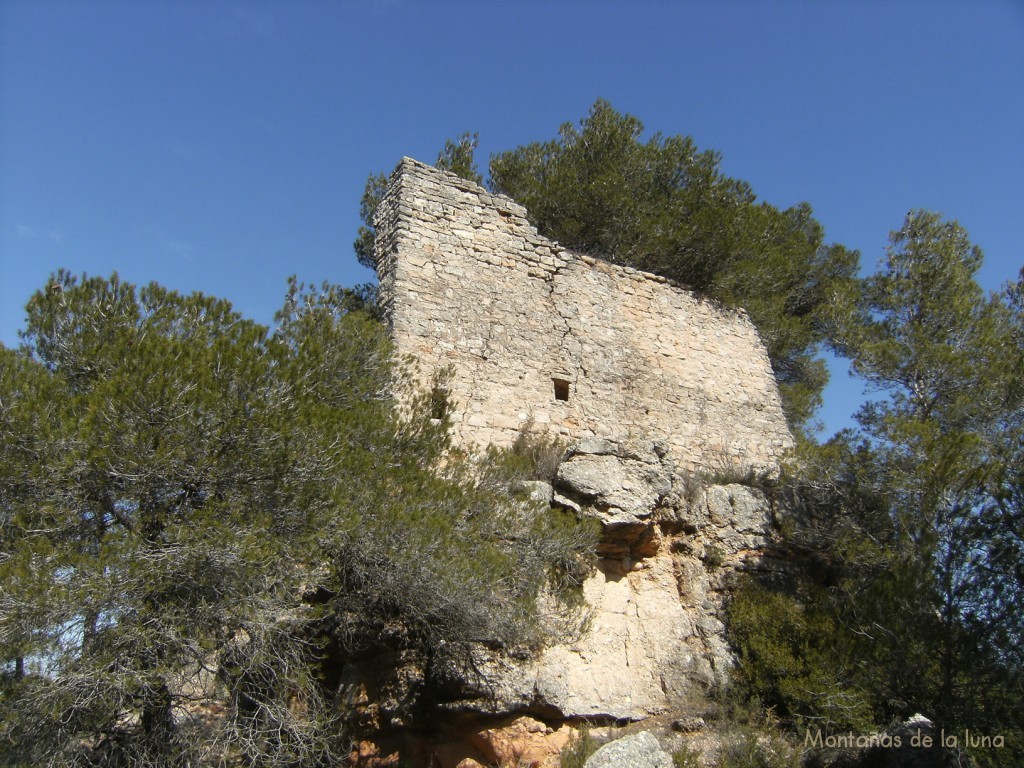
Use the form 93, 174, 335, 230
340, 439, 783, 767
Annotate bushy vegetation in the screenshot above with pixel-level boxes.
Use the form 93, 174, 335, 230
726, 213, 1024, 767
672, 745, 703, 768
716, 728, 801, 768
0, 272, 596, 766
479, 419, 568, 487
558, 724, 599, 768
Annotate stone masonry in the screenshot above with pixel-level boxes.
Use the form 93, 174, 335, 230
373, 157, 793, 478
356, 158, 799, 766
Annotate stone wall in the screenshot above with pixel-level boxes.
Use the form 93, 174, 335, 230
374, 157, 793, 477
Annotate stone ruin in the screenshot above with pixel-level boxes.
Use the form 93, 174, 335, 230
348, 158, 796, 767
374, 157, 793, 480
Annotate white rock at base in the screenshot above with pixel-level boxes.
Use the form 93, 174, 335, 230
583, 731, 673, 768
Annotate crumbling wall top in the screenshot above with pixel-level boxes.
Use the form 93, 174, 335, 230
373, 157, 794, 477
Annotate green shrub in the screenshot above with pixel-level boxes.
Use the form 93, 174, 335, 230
479, 418, 562, 481
725, 580, 874, 732
559, 725, 599, 768
511, 422, 566, 481
718, 727, 800, 768
475, 420, 566, 493
702, 544, 725, 569
673, 744, 703, 768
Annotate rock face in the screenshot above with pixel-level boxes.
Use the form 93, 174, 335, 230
347, 158, 795, 766
584, 731, 674, 768
554, 439, 673, 528
339, 440, 782, 767
535, 442, 753, 720
373, 157, 793, 479
468, 716, 574, 768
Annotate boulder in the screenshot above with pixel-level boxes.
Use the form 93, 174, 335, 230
555, 440, 673, 526
515, 480, 553, 503
583, 731, 673, 768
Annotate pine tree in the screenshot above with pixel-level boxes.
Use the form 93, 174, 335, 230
0, 272, 595, 766
727, 213, 1022, 766
835, 211, 1021, 759
489, 100, 860, 429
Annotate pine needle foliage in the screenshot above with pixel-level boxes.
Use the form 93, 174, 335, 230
489, 100, 861, 430
728, 213, 1024, 767
0, 271, 594, 767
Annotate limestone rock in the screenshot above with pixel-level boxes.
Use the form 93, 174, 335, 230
671, 716, 707, 733
704, 484, 772, 553
468, 715, 572, 768
426, 643, 537, 715
515, 479, 554, 503
344, 473, 779, 734
583, 731, 673, 768
423, 545, 710, 722
533, 553, 697, 720
573, 437, 620, 455
416, 461, 780, 725
555, 451, 672, 525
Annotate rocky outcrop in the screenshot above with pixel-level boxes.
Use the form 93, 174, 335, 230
342, 439, 782, 766
417, 440, 777, 723
537, 440, 774, 717
553, 438, 674, 548
467, 716, 574, 767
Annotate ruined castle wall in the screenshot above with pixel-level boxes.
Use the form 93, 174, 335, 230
374, 157, 793, 476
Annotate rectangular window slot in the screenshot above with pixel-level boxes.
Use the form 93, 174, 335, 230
553, 378, 570, 401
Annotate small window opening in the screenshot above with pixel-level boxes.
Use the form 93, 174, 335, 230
553, 378, 570, 402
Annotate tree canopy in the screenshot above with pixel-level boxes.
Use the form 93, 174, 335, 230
0, 272, 595, 767
727, 212, 1023, 766
489, 100, 860, 429
842, 212, 1023, 730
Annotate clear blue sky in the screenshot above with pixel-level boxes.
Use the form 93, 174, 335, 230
2, 0, 1022, 437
